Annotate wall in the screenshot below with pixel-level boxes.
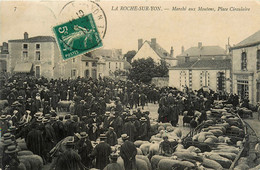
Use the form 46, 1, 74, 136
169, 68, 231, 92
132, 42, 161, 63
152, 77, 169, 88
232, 45, 260, 104
8, 41, 57, 79
104, 60, 124, 77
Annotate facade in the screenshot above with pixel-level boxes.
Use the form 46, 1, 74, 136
8, 32, 61, 79
132, 38, 177, 66
169, 59, 231, 92
176, 42, 229, 64
0, 42, 8, 73
230, 30, 260, 104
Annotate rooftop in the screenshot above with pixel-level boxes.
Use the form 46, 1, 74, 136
232, 30, 260, 49
9, 36, 56, 43
177, 45, 227, 57
144, 41, 172, 59
170, 59, 231, 70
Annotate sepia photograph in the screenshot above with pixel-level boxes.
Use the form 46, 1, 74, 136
0, 0, 260, 169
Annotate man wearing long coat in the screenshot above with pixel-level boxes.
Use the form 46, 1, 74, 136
91, 135, 111, 169
122, 117, 136, 142
120, 134, 137, 170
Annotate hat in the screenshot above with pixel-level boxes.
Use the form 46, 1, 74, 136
121, 134, 129, 140
26, 110, 31, 114
5, 145, 19, 154
3, 139, 14, 146
80, 132, 88, 138
100, 134, 107, 139
37, 117, 43, 122
105, 112, 110, 116
13, 110, 18, 114
109, 127, 114, 130
45, 114, 51, 119
50, 117, 57, 121
0, 115, 7, 120
110, 153, 119, 160
65, 138, 75, 146
140, 117, 147, 121
11, 101, 21, 107
36, 93, 40, 96
65, 114, 71, 119
18, 120, 26, 127
1, 133, 13, 141
42, 118, 50, 123
110, 114, 115, 118
34, 112, 43, 118
17, 96, 24, 100
8, 126, 18, 132
91, 112, 97, 117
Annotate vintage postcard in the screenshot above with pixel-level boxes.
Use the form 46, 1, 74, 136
0, 0, 260, 170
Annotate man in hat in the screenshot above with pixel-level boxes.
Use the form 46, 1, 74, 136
43, 118, 56, 163
104, 153, 121, 170
54, 138, 84, 170
120, 134, 137, 170
77, 132, 93, 168
87, 112, 100, 141
91, 134, 111, 169
2, 145, 20, 170
20, 110, 32, 124
138, 117, 148, 140
52, 116, 66, 141
105, 127, 118, 146
0, 115, 9, 135
122, 116, 136, 142
26, 123, 45, 163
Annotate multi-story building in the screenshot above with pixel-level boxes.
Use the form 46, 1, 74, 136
0, 42, 8, 73
169, 42, 231, 92
8, 32, 61, 79
132, 38, 177, 66
230, 30, 260, 104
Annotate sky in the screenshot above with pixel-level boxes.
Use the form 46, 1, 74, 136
0, 0, 260, 55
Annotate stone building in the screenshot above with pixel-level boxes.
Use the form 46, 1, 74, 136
8, 32, 61, 79
169, 59, 231, 92
0, 42, 8, 73
132, 38, 177, 66
230, 30, 260, 104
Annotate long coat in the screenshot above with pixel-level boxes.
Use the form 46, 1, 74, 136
120, 140, 137, 170
91, 141, 111, 170
122, 121, 136, 142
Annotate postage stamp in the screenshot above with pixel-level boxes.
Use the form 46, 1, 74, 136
53, 13, 103, 60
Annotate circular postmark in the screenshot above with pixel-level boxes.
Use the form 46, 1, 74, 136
57, 1, 107, 51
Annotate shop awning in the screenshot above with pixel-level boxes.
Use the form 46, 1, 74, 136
13, 63, 33, 73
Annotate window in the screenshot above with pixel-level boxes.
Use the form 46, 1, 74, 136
85, 70, 89, 78
217, 72, 225, 91
23, 51, 28, 59
200, 71, 209, 87
23, 44, 28, 50
86, 62, 89, 66
36, 44, 40, 50
185, 56, 190, 63
73, 58, 75, 63
257, 50, 260, 70
109, 62, 111, 69
36, 51, 40, 60
92, 62, 97, 67
71, 69, 76, 77
241, 52, 247, 70
119, 62, 121, 69
116, 62, 118, 69
35, 66, 40, 78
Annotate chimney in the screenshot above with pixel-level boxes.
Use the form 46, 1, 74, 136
24, 32, 29, 39
181, 46, 185, 53
170, 46, 174, 57
151, 38, 156, 50
138, 39, 143, 50
198, 42, 202, 48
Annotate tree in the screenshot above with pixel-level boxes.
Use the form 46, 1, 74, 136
124, 50, 136, 63
128, 58, 168, 84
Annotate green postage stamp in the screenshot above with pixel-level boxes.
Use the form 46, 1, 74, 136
53, 13, 103, 60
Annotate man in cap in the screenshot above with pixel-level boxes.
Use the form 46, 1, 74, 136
91, 134, 111, 169
104, 153, 121, 170
52, 116, 65, 141
120, 134, 137, 170
43, 118, 56, 163
105, 127, 118, 146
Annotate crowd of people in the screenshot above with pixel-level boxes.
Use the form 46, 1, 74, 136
0, 75, 256, 170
